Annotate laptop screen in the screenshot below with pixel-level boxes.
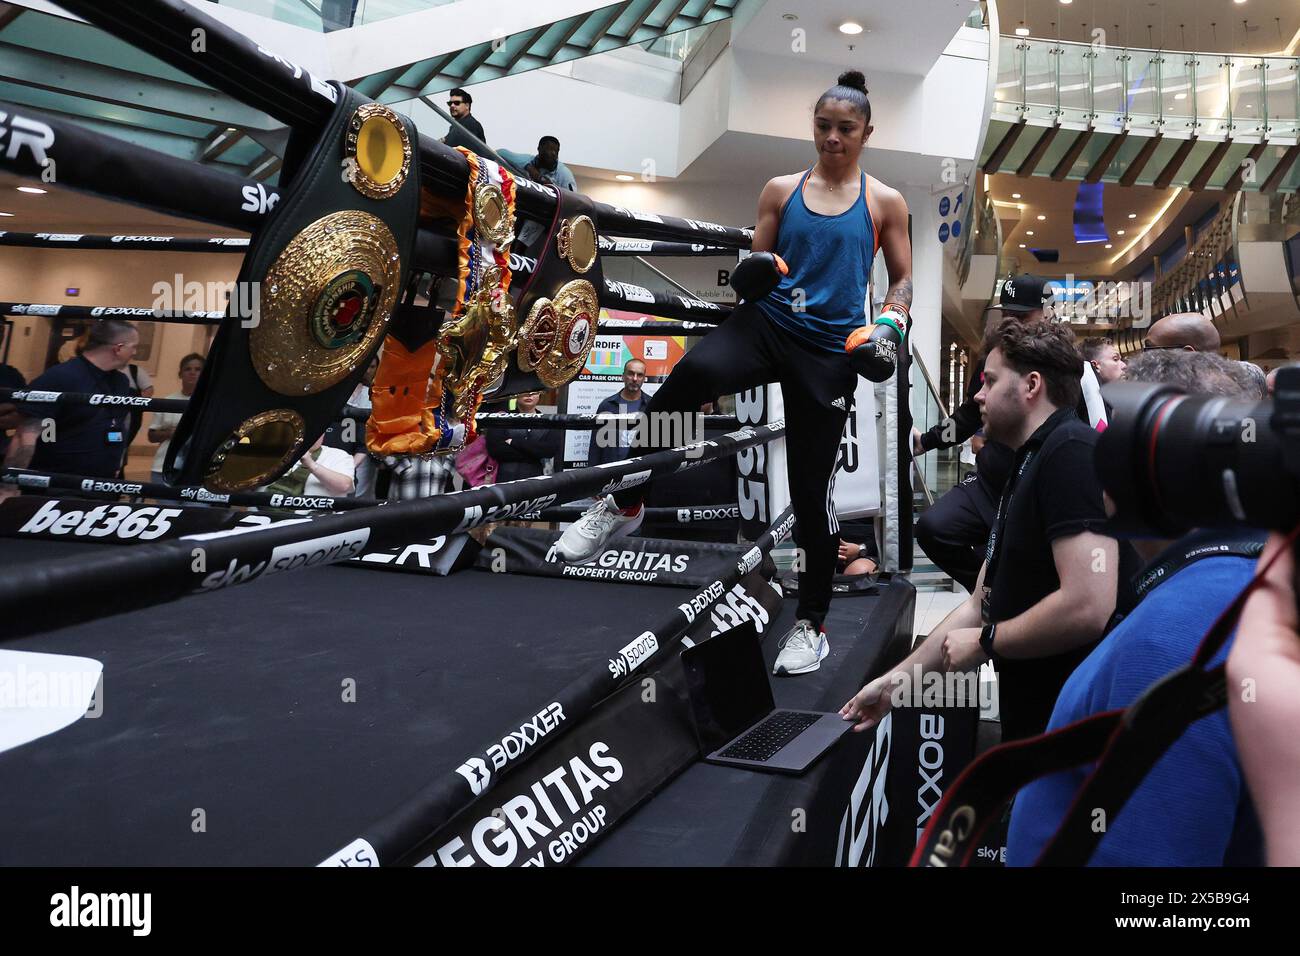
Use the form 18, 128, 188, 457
680, 623, 776, 753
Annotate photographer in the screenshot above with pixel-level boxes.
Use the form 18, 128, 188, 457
843, 319, 1122, 741
1006, 350, 1265, 866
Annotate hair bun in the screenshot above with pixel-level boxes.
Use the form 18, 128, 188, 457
837, 70, 868, 94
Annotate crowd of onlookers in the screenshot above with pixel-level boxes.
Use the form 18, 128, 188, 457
843, 278, 1294, 866
0, 318, 631, 504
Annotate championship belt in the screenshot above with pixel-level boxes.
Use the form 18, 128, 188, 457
367, 149, 516, 455
513, 187, 601, 389
165, 89, 420, 491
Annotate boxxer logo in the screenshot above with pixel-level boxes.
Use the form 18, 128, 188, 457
457, 757, 491, 796
0, 110, 54, 167
457, 703, 567, 794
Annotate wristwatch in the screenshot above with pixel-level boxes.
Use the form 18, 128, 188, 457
979, 623, 998, 662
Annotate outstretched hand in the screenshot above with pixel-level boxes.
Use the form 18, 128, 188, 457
840, 673, 896, 732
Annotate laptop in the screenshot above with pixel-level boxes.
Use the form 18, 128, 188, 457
680, 622, 852, 774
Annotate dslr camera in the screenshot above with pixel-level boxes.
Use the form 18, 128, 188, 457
1097, 367, 1300, 536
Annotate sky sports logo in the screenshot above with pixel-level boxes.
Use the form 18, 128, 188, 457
606, 632, 658, 679
198, 528, 371, 591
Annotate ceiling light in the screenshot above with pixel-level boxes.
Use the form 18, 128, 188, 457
615, 174, 635, 181
1011, 192, 1021, 199
16, 186, 46, 194
839, 21, 863, 35
1037, 214, 1046, 220
1026, 230, 1035, 236
1174, 92, 1187, 100
1117, 229, 1125, 235
1233, 0, 1247, 5
0, 212, 13, 217
1019, 244, 1026, 248
1105, 243, 1112, 248
1015, 24, 1030, 36
1060, 0, 1072, 5
1127, 212, 1137, 219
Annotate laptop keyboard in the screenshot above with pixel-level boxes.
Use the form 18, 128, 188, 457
718, 711, 821, 762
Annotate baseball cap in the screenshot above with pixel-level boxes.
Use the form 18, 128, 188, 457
987, 274, 1052, 315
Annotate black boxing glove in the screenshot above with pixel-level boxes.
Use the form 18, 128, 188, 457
846, 304, 909, 383
731, 251, 788, 304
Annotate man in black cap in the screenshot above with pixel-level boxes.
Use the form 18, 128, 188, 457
913, 275, 1074, 591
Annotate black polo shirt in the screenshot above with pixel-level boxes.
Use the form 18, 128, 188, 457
19, 355, 134, 478
444, 113, 486, 151
982, 405, 1114, 742
0, 363, 26, 457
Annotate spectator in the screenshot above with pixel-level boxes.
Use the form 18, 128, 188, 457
120, 354, 154, 461
0, 361, 27, 460
486, 391, 562, 483
500, 137, 578, 249
1081, 337, 1125, 384
843, 319, 1122, 742
264, 433, 354, 499
1229, 360, 1267, 401
1007, 349, 1264, 866
147, 353, 203, 484
913, 275, 1108, 591
911, 276, 1049, 592
587, 359, 650, 466
3, 319, 139, 482
345, 354, 379, 498
442, 89, 485, 152
837, 517, 879, 575
1262, 363, 1299, 397
1142, 312, 1221, 352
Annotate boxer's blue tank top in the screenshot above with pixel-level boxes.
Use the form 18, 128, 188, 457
756, 168, 877, 353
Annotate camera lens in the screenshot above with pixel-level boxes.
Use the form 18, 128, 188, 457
1097, 381, 1291, 536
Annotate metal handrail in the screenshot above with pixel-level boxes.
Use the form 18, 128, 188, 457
912, 346, 949, 413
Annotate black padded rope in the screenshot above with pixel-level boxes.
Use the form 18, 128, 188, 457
1, 391, 741, 430
0, 99, 279, 232
0, 233, 250, 252
325, 500, 797, 867
0, 421, 785, 639
51, 0, 754, 250
3, 468, 372, 512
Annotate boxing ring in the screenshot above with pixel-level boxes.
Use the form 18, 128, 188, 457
0, 0, 931, 866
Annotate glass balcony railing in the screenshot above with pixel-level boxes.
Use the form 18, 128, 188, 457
201, 0, 461, 33
995, 36, 1300, 139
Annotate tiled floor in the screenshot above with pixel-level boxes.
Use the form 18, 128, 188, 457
912, 583, 972, 641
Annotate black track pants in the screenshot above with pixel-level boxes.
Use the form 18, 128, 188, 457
611, 303, 857, 629
914, 470, 998, 592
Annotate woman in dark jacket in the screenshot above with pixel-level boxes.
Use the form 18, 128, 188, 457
485, 391, 563, 483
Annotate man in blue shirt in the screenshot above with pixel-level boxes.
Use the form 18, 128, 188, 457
3, 319, 139, 482
1007, 349, 1265, 866
587, 359, 649, 467
499, 137, 578, 251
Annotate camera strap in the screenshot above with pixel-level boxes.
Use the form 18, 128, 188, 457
912, 529, 1276, 868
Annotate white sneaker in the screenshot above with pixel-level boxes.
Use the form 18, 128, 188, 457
773, 619, 828, 676
553, 495, 644, 563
